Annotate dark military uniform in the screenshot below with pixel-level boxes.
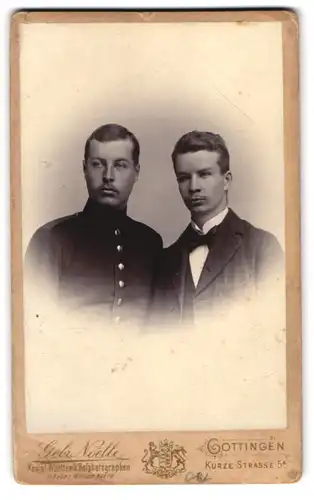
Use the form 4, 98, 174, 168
25, 199, 162, 330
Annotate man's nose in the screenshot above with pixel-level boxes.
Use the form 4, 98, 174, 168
102, 165, 115, 182
189, 176, 200, 193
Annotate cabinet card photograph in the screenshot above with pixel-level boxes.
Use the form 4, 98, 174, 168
11, 10, 301, 484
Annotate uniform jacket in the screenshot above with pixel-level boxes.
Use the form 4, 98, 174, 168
25, 199, 162, 329
153, 209, 284, 326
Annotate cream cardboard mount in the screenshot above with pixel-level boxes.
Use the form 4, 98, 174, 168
11, 10, 301, 484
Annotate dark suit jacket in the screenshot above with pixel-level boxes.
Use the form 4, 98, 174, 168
25, 199, 163, 329
153, 209, 284, 327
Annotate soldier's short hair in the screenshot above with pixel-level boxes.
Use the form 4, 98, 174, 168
84, 123, 140, 165
171, 130, 230, 174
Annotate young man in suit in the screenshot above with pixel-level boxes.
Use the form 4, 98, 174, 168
25, 123, 162, 331
154, 130, 284, 328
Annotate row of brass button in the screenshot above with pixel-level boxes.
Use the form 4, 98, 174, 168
115, 229, 123, 324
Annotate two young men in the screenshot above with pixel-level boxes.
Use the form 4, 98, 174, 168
25, 124, 283, 330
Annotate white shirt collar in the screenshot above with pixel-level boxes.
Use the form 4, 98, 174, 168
191, 207, 229, 235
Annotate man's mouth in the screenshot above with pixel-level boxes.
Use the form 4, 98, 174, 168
100, 187, 117, 195
190, 197, 206, 204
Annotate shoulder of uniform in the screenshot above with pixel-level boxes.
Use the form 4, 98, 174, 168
127, 217, 162, 242
31, 212, 82, 239
38, 212, 81, 231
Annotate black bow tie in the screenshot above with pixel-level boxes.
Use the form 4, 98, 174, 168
186, 226, 217, 252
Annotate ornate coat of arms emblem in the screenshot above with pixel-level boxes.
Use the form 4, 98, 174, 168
142, 439, 187, 478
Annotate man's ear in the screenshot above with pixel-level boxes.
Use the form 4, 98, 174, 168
83, 160, 87, 176
224, 170, 232, 191
135, 163, 140, 180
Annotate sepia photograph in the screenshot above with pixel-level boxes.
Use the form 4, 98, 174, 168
11, 10, 301, 484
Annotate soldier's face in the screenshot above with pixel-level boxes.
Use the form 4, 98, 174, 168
84, 139, 139, 209
174, 150, 231, 221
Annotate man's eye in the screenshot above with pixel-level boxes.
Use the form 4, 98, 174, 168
115, 161, 128, 169
200, 171, 211, 177
91, 161, 101, 168
177, 176, 188, 183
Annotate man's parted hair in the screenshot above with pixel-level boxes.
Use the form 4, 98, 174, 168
171, 130, 230, 174
84, 123, 140, 164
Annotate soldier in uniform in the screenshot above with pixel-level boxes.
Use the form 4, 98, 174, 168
25, 123, 162, 331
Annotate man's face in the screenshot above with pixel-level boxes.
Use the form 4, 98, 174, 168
84, 138, 139, 209
174, 150, 231, 221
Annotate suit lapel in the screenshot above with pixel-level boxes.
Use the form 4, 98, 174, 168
195, 209, 244, 296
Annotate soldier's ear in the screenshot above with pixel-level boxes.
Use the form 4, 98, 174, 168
83, 160, 87, 174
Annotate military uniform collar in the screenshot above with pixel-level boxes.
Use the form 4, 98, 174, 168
82, 198, 128, 227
